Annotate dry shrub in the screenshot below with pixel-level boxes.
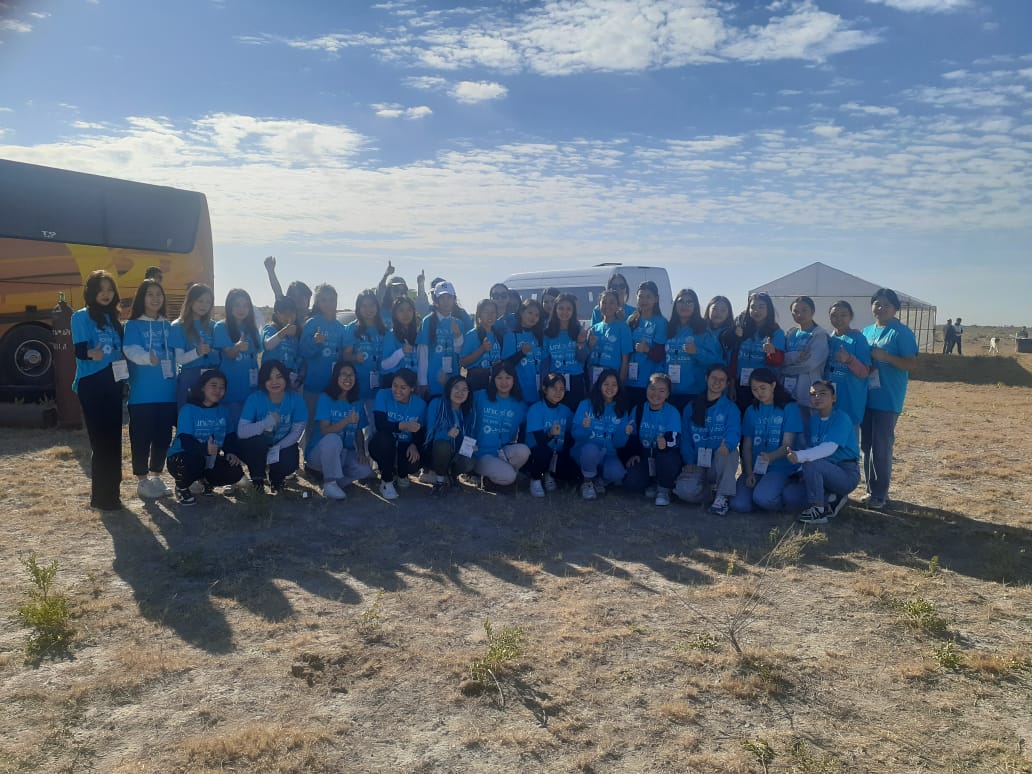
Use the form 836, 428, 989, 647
656, 700, 699, 724
177, 723, 329, 771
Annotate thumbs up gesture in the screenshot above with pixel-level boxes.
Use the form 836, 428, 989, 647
313, 327, 326, 344
207, 435, 218, 455
762, 337, 775, 354
237, 335, 249, 352
582, 411, 592, 429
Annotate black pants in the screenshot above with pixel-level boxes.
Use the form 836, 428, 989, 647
236, 435, 300, 487
559, 372, 588, 413
524, 443, 579, 481
369, 431, 422, 481
167, 451, 244, 489
128, 402, 177, 476
429, 439, 476, 477
624, 386, 647, 409
77, 367, 124, 508
623, 448, 681, 491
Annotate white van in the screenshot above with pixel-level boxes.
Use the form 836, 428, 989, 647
503, 263, 673, 322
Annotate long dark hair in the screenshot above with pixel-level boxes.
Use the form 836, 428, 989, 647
737, 292, 779, 340
391, 296, 419, 346
188, 368, 228, 407
690, 363, 730, 427
224, 288, 259, 346
749, 366, 793, 409
258, 358, 289, 393
514, 298, 545, 345
588, 368, 628, 418
325, 361, 359, 402
544, 293, 581, 339
354, 288, 386, 337
443, 375, 474, 414
129, 278, 167, 320
668, 288, 706, 337
627, 280, 665, 330
486, 360, 523, 402
83, 269, 124, 338
474, 298, 499, 345
177, 283, 213, 345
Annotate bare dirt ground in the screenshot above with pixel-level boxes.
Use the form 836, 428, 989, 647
1, 353, 1030, 774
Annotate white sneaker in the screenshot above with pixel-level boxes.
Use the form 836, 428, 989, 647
655, 489, 671, 507
324, 481, 347, 500
645, 485, 658, 499
149, 478, 172, 497
380, 480, 399, 500
580, 481, 597, 500
543, 474, 557, 492
592, 479, 606, 497
395, 476, 411, 489
530, 479, 546, 498
418, 470, 436, 484
137, 479, 161, 500
709, 494, 729, 516
188, 480, 205, 496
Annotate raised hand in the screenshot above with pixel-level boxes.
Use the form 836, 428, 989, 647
313, 327, 326, 344
582, 411, 592, 429
264, 255, 276, 271
207, 435, 219, 455
762, 337, 775, 354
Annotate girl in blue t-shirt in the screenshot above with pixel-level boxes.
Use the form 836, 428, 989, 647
166, 369, 245, 504
369, 367, 427, 500
590, 272, 636, 325
300, 283, 349, 452
622, 373, 682, 507
664, 288, 710, 411
502, 298, 546, 405
123, 279, 178, 501
170, 283, 218, 408
236, 359, 308, 492
542, 293, 589, 411
460, 299, 502, 393
381, 295, 420, 387
213, 288, 261, 432
72, 269, 127, 511
308, 361, 373, 500
472, 361, 530, 487
824, 300, 871, 429
344, 289, 386, 406
625, 281, 669, 407
571, 368, 634, 500
425, 375, 478, 495
699, 295, 737, 370
730, 292, 786, 414
416, 282, 465, 398
730, 367, 805, 514
587, 290, 633, 387
525, 373, 577, 497
785, 380, 862, 525
262, 296, 303, 389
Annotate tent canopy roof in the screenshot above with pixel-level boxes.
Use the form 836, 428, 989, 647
750, 262, 933, 308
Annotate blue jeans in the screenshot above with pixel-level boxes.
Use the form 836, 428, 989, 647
572, 442, 626, 485
785, 459, 861, 506
861, 408, 898, 501
730, 470, 805, 513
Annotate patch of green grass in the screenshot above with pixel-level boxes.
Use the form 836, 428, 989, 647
16, 555, 75, 664
886, 595, 950, 637
464, 618, 527, 703
786, 739, 842, 773
926, 555, 941, 577
682, 632, 720, 652
741, 738, 775, 773
933, 640, 965, 671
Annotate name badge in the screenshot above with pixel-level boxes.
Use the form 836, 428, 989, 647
564, 373, 571, 391
868, 368, 881, 390
369, 370, 379, 390
441, 356, 453, 374
668, 364, 681, 384
754, 456, 769, 475
161, 358, 174, 380
535, 373, 542, 392
628, 361, 639, 382
739, 367, 753, 387
697, 447, 713, 467
111, 359, 129, 382
249, 368, 259, 388
782, 375, 797, 393
459, 435, 477, 458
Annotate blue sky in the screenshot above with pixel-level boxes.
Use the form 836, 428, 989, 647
1, 0, 1029, 324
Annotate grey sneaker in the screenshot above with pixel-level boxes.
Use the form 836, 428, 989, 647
581, 481, 597, 500
708, 495, 729, 516
645, 485, 658, 499
530, 479, 546, 498
380, 480, 399, 500
655, 489, 671, 507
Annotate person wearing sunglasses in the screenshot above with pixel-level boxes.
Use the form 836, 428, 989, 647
590, 273, 636, 325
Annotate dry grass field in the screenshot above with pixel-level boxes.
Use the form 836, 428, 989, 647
1, 352, 1030, 774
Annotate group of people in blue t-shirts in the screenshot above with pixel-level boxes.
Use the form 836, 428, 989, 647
71, 261, 918, 525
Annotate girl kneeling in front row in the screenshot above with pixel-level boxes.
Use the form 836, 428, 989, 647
525, 373, 578, 497
571, 368, 633, 500
167, 370, 245, 504
785, 380, 861, 525
237, 359, 308, 493
425, 375, 478, 496
308, 362, 373, 500
624, 373, 682, 507
472, 361, 530, 486
369, 368, 427, 500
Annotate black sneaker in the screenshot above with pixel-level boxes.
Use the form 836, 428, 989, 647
826, 493, 848, 519
432, 481, 448, 497
176, 488, 197, 506
798, 505, 828, 524
303, 464, 324, 483
202, 481, 216, 497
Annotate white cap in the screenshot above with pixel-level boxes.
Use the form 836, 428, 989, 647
432, 281, 456, 299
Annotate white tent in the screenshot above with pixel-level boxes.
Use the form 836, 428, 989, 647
749, 262, 937, 352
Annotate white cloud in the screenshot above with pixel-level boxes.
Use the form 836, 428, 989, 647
841, 101, 899, 116
722, 2, 880, 62
29, 12, 51, 19
449, 80, 507, 103
372, 103, 432, 119
812, 124, 842, 139
0, 19, 32, 33
403, 75, 448, 91
864, 0, 972, 12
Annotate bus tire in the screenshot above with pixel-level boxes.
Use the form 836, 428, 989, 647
1, 324, 55, 387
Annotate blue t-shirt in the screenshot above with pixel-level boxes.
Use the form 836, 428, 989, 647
461, 328, 502, 371
124, 318, 176, 405
473, 391, 526, 457
525, 400, 572, 450
570, 398, 633, 455
742, 401, 803, 473
864, 320, 918, 414
170, 319, 219, 371
666, 325, 725, 396
808, 409, 859, 463
373, 389, 427, 444
635, 402, 681, 450
425, 396, 477, 445
627, 315, 668, 389
681, 395, 741, 464
737, 327, 787, 381
168, 402, 229, 457
417, 313, 462, 397
213, 320, 261, 405
590, 303, 636, 325
381, 330, 419, 378
262, 323, 302, 373
346, 320, 385, 400
588, 319, 633, 372
308, 393, 367, 455
301, 316, 349, 393
502, 330, 544, 404
825, 330, 872, 426
71, 308, 123, 391
542, 329, 585, 377
239, 390, 308, 446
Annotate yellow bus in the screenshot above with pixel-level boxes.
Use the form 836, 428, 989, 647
0, 159, 214, 391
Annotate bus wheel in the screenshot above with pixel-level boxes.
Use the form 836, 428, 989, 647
2, 325, 54, 386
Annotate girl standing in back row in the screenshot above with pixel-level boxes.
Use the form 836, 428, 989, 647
170, 283, 218, 408
213, 288, 261, 438
624, 281, 668, 408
